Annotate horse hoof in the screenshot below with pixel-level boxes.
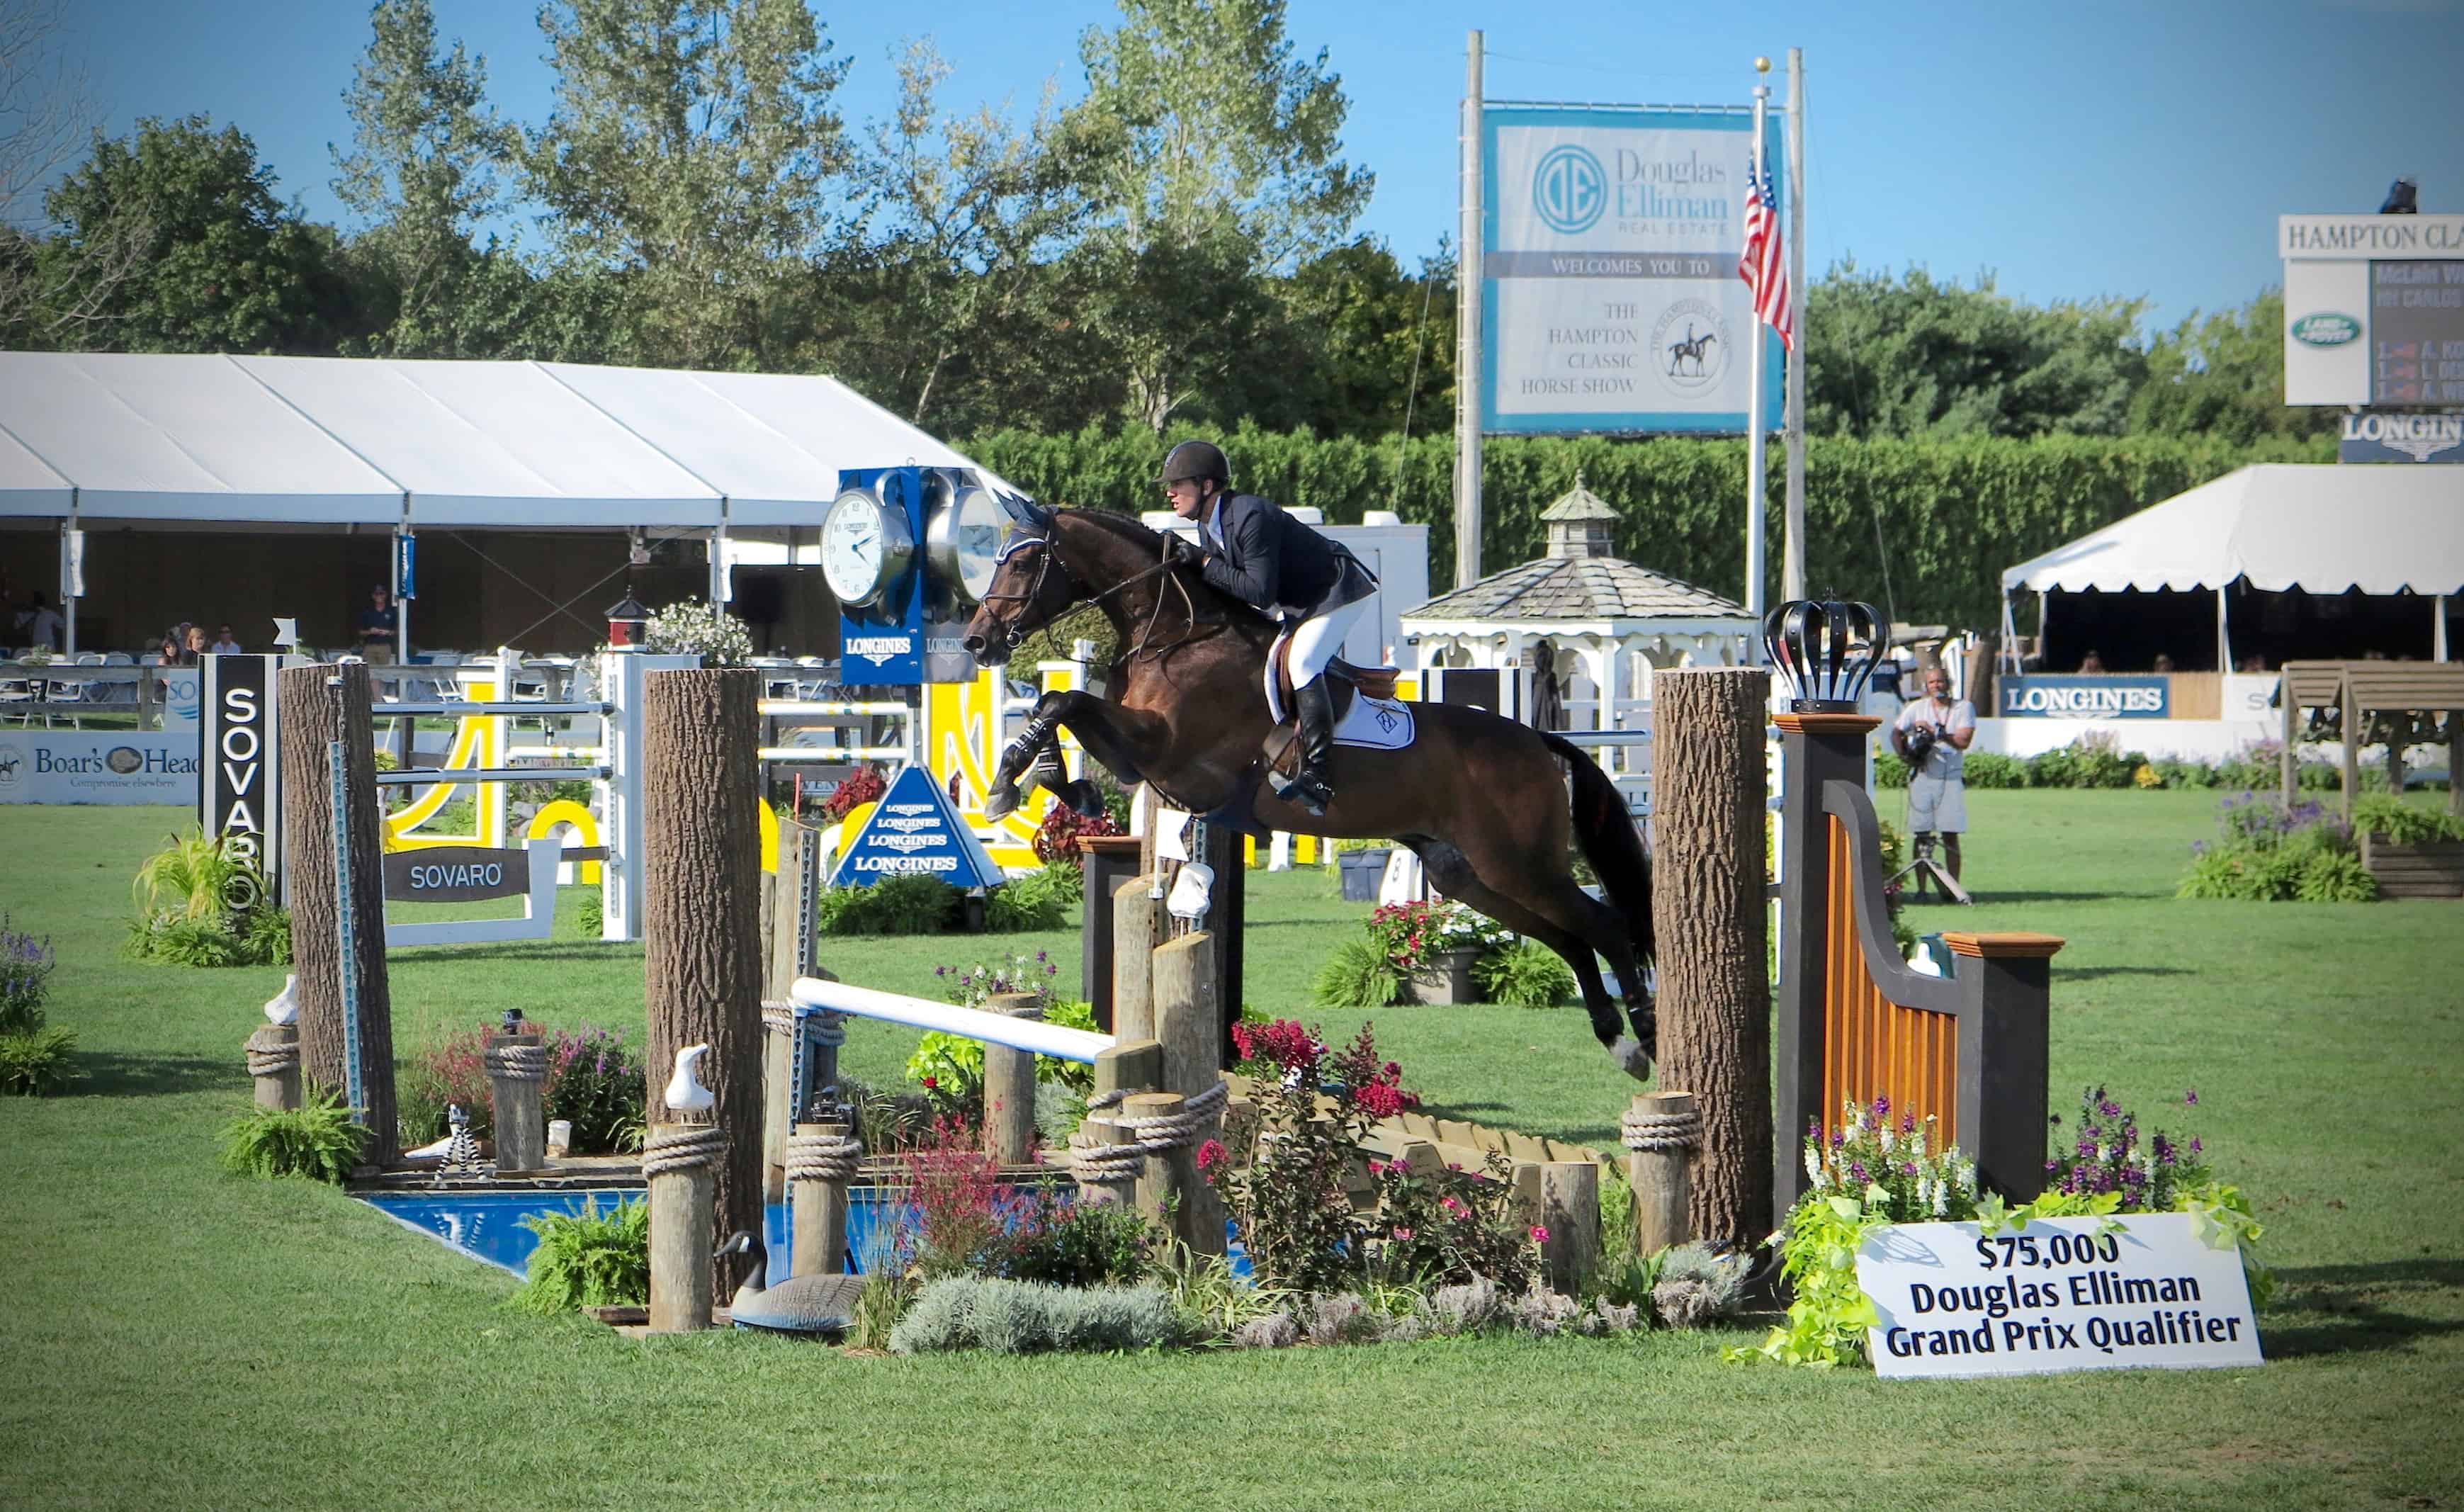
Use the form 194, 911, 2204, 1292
985, 784, 1019, 821
1610, 1035, 1652, 1082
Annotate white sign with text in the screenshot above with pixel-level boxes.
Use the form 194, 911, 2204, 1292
1860, 1212, 2261, 1379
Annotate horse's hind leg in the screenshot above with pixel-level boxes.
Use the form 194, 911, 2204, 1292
1404, 837, 1652, 1081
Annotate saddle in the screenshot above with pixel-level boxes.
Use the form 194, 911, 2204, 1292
1260, 630, 1403, 778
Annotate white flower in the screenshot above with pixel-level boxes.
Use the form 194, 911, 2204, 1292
1805, 1146, 1823, 1182
1933, 1181, 1950, 1217
1880, 1127, 1896, 1153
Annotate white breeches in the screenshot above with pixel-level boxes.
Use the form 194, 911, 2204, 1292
1285, 594, 1376, 683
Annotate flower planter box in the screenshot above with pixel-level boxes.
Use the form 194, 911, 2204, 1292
1337, 847, 1392, 903
2361, 833, 2464, 898
1406, 947, 1485, 1005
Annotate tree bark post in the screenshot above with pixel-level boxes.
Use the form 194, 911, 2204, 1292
982, 991, 1042, 1164
787, 1118, 859, 1277
1126, 1090, 1194, 1241
485, 1032, 548, 1174
642, 667, 764, 1296
1536, 1160, 1600, 1295
277, 662, 396, 1163
1648, 667, 1773, 1246
244, 1023, 300, 1112
1151, 932, 1225, 1255
1111, 874, 1166, 1042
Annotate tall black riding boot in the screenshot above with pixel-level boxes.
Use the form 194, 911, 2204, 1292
1292, 675, 1336, 816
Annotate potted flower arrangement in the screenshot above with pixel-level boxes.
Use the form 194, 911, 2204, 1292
1371, 901, 1513, 1005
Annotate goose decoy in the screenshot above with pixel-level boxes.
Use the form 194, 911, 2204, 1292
664, 1043, 715, 1114
717, 1230, 864, 1336
263, 974, 298, 1026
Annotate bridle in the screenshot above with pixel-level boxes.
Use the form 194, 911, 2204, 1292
977, 520, 1219, 662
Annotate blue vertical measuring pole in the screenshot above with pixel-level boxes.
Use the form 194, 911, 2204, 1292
328, 740, 366, 1124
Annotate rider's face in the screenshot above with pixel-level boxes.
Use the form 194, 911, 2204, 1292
1163, 477, 1208, 520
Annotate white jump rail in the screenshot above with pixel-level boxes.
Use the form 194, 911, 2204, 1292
789, 976, 1115, 1064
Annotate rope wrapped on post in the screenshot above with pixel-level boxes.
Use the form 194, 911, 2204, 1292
485, 1040, 549, 1083
1621, 1102, 1704, 1153
1067, 1080, 1228, 1185
640, 1124, 728, 1178
762, 1001, 793, 1033
784, 1126, 863, 1183
245, 1037, 300, 1077
806, 1010, 847, 1048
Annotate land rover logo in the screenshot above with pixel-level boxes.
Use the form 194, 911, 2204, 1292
106, 745, 144, 774
1533, 145, 1607, 235
2290, 312, 2360, 348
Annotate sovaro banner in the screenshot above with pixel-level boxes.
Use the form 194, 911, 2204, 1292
1483, 108, 1785, 434
200, 654, 284, 901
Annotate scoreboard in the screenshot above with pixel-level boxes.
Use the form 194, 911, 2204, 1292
2281, 213, 2464, 408
2368, 260, 2464, 406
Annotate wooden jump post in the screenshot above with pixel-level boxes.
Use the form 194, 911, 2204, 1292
642, 665, 764, 1324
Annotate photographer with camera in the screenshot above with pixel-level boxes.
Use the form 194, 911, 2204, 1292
1892, 665, 1976, 886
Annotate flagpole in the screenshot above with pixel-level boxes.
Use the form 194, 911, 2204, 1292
1782, 47, 1808, 604
1744, 62, 1771, 654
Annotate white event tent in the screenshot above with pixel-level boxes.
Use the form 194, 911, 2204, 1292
2000, 463, 2464, 667
0, 351, 1005, 653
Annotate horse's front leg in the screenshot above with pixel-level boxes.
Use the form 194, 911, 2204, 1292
984, 692, 1163, 822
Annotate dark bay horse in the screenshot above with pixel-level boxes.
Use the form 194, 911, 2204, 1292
958, 505, 1658, 1078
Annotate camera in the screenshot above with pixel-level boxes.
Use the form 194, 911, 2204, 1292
1899, 721, 1938, 767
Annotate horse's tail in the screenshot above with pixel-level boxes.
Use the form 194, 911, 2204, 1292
1541, 733, 1654, 973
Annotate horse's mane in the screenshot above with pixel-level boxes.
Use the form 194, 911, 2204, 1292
1053, 507, 1277, 629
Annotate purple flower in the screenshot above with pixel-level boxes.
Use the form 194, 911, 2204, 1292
2183, 1088, 2198, 1105
1849, 1161, 1869, 1184
1872, 1094, 1892, 1119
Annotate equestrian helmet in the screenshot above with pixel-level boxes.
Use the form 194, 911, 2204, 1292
1160, 439, 1229, 487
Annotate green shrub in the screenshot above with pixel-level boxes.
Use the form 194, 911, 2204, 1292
985, 862, 1079, 932
816, 873, 959, 935
1960, 750, 2028, 789
2353, 796, 2464, 845
887, 1276, 1185, 1354
0, 1026, 79, 1096
1652, 1241, 1752, 1328
237, 905, 292, 967
509, 1197, 650, 1314
1311, 939, 1400, 1009
1872, 750, 1909, 788
2295, 850, 2378, 903
1474, 940, 1576, 1008
219, 1089, 368, 1182
131, 826, 261, 921
151, 916, 243, 968
574, 889, 604, 937
988, 1185, 1156, 1287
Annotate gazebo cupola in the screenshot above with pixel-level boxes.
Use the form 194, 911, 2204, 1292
1542, 474, 1619, 560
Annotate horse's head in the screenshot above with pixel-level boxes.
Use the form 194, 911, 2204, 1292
961, 527, 1078, 666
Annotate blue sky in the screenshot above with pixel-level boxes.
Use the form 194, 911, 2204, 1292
57, 0, 2464, 330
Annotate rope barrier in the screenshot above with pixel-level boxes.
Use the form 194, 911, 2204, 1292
484, 1041, 549, 1084
1621, 1105, 1703, 1153
244, 1039, 300, 1078
640, 1124, 728, 1178
784, 1126, 864, 1183
1068, 1080, 1228, 1185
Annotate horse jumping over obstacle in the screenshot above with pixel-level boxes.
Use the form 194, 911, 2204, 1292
958, 504, 1658, 1078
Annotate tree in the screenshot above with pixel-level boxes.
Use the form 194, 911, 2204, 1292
0, 0, 149, 346
1247, 237, 1454, 439
525, 0, 849, 369
832, 38, 1102, 430
1064, 0, 1372, 430
330, 0, 521, 355
1804, 261, 2148, 440
2130, 289, 2335, 444
40, 115, 351, 353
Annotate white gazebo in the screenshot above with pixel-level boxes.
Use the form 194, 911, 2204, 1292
1398, 477, 1758, 783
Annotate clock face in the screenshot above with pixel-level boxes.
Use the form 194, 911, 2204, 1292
928, 484, 1009, 603
821, 487, 912, 607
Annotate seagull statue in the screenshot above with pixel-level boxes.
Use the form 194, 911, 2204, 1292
262, 974, 298, 1026
665, 1043, 716, 1114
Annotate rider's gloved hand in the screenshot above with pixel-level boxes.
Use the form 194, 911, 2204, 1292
1165, 531, 1206, 566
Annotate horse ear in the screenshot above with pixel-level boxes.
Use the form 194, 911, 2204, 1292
997, 489, 1052, 529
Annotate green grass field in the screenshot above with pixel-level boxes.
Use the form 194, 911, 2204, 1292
2, 791, 2460, 1511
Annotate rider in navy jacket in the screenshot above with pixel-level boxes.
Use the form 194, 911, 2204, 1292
1162, 439, 1377, 815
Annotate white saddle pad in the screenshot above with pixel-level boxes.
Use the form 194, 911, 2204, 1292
1262, 625, 1413, 750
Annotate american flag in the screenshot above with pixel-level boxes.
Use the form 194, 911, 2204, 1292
1739, 162, 1794, 352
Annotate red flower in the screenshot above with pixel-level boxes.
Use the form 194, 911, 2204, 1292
1195, 1137, 1227, 1173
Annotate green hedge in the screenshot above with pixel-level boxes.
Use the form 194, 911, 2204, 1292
959, 427, 2330, 631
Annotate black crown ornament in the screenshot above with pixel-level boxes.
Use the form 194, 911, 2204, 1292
1764, 598, 1882, 712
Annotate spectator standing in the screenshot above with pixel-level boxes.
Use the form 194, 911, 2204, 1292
2078, 648, 2107, 675
183, 625, 210, 663
17, 592, 64, 653
1892, 665, 1977, 884
210, 625, 243, 654
356, 585, 398, 664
